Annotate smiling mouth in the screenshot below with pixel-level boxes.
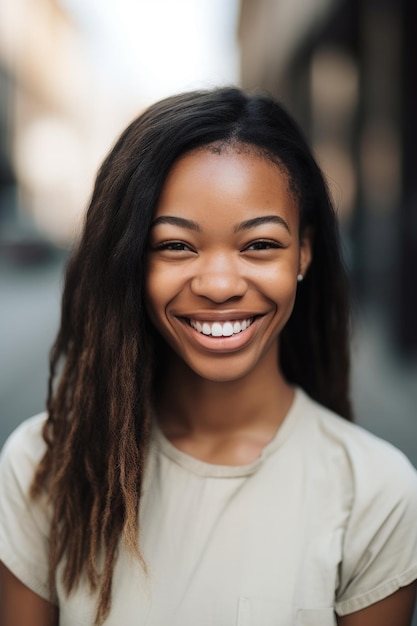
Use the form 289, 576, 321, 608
188, 318, 254, 337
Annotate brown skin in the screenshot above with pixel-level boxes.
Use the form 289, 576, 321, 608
337, 581, 417, 626
0, 562, 59, 626
146, 148, 312, 460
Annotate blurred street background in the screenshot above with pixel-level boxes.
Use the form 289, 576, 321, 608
1, 2, 416, 620
1, 0, 416, 515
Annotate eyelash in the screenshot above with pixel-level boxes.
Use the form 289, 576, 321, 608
244, 240, 283, 251
154, 241, 194, 252
153, 239, 283, 253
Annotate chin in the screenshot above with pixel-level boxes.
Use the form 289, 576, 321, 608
184, 358, 259, 385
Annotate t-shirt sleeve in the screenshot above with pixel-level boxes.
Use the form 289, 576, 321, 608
335, 438, 417, 615
0, 414, 52, 601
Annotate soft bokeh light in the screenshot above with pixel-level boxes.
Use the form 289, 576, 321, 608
0, 0, 239, 244
60, 0, 239, 101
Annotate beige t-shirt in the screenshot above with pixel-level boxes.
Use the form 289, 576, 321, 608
1, 389, 417, 626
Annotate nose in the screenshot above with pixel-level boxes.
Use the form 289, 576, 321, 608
190, 253, 248, 303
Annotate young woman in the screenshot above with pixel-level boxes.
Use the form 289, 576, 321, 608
0, 88, 416, 626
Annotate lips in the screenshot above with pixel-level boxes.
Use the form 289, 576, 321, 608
189, 318, 254, 337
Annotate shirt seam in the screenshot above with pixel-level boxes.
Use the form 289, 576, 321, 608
335, 564, 417, 615
0, 542, 52, 603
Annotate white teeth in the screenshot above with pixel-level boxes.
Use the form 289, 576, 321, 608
222, 322, 234, 336
211, 323, 223, 337
190, 318, 253, 337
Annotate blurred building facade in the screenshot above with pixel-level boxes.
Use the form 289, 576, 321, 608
0, 0, 240, 252
0, 0, 134, 247
238, 0, 417, 358
0, 0, 91, 244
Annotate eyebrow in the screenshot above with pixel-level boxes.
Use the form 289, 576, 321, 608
151, 216, 201, 232
234, 215, 290, 233
150, 214, 290, 234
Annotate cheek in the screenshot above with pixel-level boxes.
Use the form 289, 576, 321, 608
261, 265, 298, 304
145, 265, 182, 330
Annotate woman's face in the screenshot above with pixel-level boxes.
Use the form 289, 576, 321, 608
146, 146, 311, 383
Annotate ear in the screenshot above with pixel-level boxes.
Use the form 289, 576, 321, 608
298, 227, 313, 279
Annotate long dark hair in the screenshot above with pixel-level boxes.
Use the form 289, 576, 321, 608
31, 87, 351, 624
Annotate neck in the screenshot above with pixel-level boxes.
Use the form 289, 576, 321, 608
153, 349, 294, 439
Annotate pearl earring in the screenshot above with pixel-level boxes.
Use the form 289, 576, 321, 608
297, 274, 303, 282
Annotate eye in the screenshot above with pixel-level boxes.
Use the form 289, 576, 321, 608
243, 240, 283, 251
154, 241, 195, 253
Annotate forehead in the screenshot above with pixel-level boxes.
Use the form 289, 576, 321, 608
155, 147, 299, 226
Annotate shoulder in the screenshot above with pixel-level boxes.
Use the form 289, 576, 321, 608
2, 413, 48, 452
0, 413, 52, 601
297, 388, 417, 487
293, 390, 417, 612
293, 388, 417, 524
0, 413, 48, 489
